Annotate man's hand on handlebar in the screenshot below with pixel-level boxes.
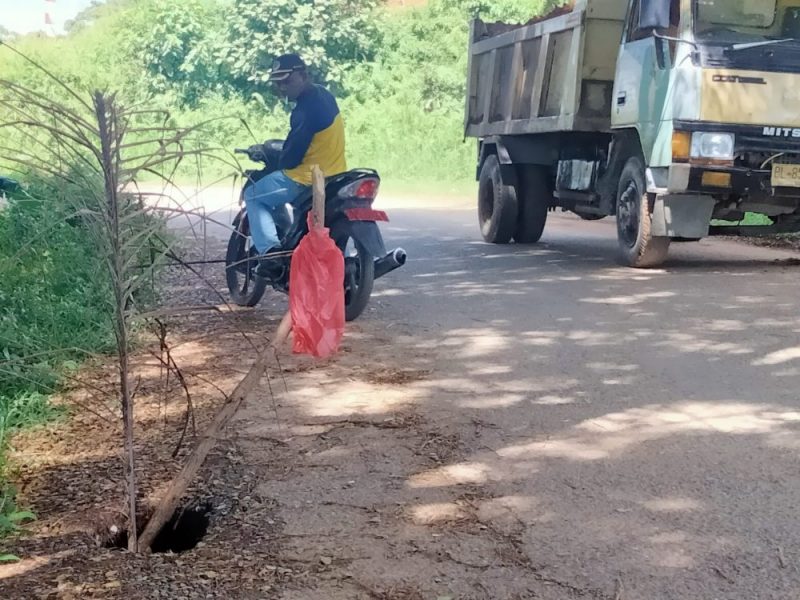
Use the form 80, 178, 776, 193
234, 144, 267, 163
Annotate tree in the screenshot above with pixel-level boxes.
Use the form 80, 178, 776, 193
1, 45, 232, 552
344, 0, 555, 112
64, 0, 106, 34
121, 0, 230, 106
221, 0, 381, 95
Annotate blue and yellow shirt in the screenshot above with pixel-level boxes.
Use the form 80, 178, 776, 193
278, 85, 347, 186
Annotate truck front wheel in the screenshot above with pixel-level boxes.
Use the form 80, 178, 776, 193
478, 155, 518, 244
616, 157, 670, 268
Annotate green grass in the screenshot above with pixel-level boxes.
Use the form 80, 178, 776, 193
711, 213, 773, 226
0, 391, 56, 543
0, 187, 115, 538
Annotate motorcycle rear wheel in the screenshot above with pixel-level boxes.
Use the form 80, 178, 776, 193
336, 233, 375, 322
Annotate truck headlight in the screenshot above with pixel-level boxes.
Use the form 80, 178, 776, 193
691, 132, 735, 160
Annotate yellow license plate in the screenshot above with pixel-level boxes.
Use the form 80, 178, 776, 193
772, 163, 800, 187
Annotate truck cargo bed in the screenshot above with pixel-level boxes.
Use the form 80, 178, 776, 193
465, 0, 626, 138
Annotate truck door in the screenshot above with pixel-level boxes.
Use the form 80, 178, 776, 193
612, 0, 679, 159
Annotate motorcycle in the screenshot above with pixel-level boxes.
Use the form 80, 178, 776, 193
0, 177, 18, 209
0, 176, 18, 195
225, 140, 406, 321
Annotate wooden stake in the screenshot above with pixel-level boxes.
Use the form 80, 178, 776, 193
138, 311, 293, 552
141, 165, 322, 551
311, 165, 325, 230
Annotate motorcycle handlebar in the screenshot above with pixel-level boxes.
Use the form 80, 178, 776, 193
234, 145, 270, 164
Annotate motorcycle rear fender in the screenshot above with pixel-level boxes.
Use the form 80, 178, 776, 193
328, 218, 387, 259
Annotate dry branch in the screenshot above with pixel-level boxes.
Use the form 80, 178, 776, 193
138, 312, 293, 552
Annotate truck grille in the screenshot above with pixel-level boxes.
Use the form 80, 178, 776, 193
737, 151, 800, 169
736, 133, 800, 155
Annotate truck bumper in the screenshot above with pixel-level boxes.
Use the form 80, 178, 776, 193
648, 164, 800, 198
646, 162, 800, 238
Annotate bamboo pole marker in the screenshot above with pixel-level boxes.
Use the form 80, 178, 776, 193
140, 166, 326, 552
311, 165, 325, 229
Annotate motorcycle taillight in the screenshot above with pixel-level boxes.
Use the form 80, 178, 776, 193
340, 178, 380, 201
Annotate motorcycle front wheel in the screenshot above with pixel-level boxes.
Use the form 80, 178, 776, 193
225, 211, 268, 307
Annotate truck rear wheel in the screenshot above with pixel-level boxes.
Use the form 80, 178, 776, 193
478, 155, 518, 244
513, 166, 550, 243
616, 157, 670, 268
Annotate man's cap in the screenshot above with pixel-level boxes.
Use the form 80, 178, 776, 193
268, 54, 307, 82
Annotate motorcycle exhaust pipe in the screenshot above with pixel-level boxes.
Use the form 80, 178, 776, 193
374, 248, 407, 280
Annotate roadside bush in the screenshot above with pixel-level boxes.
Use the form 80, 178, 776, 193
0, 184, 115, 533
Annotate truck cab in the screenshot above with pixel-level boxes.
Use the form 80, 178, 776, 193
465, 0, 800, 266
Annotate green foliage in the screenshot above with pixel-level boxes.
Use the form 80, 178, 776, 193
64, 0, 113, 34
0, 391, 50, 538
0, 186, 114, 537
0, 393, 58, 434
0, 62, 218, 540
126, 0, 232, 106
0, 0, 561, 402
0, 192, 115, 403
338, 0, 560, 181
1, 0, 559, 183
111, 0, 384, 107
223, 0, 381, 95
0, 484, 36, 538
0, 554, 21, 562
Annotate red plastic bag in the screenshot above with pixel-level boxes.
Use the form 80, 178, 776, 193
289, 220, 345, 358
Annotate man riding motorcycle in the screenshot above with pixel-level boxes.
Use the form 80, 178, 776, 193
244, 53, 347, 277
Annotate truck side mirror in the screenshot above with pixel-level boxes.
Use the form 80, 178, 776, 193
639, 0, 670, 31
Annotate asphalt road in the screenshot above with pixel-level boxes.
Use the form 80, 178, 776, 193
364, 206, 800, 598
169, 189, 800, 598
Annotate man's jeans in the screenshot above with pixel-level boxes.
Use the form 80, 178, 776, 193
243, 170, 309, 254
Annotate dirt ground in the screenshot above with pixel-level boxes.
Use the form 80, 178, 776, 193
3, 207, 800, 599
3, 256, 565, 599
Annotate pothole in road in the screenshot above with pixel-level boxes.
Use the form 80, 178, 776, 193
102, 502, 212, 554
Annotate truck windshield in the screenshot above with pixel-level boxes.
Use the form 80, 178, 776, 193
694, 0, 800, 43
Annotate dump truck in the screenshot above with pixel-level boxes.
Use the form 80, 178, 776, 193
465, 0, 800, 266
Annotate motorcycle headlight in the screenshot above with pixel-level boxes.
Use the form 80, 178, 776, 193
691, 132, 735, 160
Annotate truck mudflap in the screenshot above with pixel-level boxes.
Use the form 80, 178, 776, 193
650, 194, 715, 239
